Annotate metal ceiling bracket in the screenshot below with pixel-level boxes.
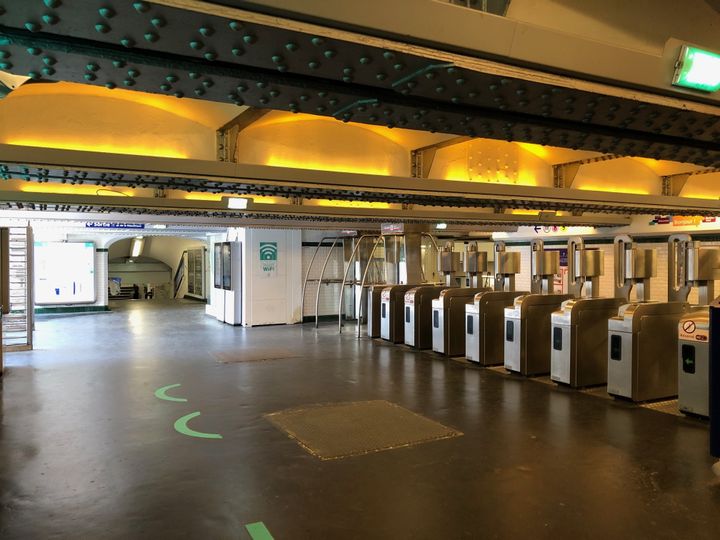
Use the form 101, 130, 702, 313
410, 136, 472, 178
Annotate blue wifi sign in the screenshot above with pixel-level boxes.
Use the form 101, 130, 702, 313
259, 242, 278, 273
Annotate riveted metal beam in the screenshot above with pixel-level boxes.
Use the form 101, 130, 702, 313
552, 154, 619, 188
216, 107, 269, 162
661, 167, 720, 196
411, 136, 471, 178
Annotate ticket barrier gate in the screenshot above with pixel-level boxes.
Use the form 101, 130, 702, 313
465, 243, 525, 366
551, 237, 624, 387
404, 286, 447, 349
504, 239, 572, 376
380, 284, 419, 343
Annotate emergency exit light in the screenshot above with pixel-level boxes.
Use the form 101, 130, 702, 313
672, 45, 720, 92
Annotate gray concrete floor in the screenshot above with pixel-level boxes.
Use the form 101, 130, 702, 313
1, 300, 719, 539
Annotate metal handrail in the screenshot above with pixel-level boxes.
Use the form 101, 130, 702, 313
357, 235, 385, 339
337, 234, 377, 332
314, 236, 340, 328
300, 236, 335, 321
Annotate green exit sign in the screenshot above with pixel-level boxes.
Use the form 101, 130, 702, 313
672, 45, 720, 92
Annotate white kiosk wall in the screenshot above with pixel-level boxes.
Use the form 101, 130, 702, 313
34, 242, 96, 305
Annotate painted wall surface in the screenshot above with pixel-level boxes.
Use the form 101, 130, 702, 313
241, 228, 303, 326
236, 113, 410, 176
0, 84, 219, 160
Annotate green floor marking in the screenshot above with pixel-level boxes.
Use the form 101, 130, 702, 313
154, 383, 188, 403
173, 412, 223, 439
245, 522, 274, 540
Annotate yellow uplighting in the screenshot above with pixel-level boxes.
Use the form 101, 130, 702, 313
5, 139, 187, 159
577, 185, 650, 195
252, 196, 283, 204
312, 199, 391, 209
265, 156, 390, 176
511, 209, 540, 215
20, 184, 134, 196
183, 193, 223, 201
515, 142, 551, 161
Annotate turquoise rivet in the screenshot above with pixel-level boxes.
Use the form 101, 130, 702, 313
342, 76, 352, 83
271, 55, 283, 64
199, 26, 214, 37
229, 21, 242, 31
256, 81, 267, 89
202, 79, 213, 88
435, 85, 445, 93
311, 37, 324, 46
151, 17, 165, 28
467, 91, 477, 98
173, 91, 184, 98
269, 90, 279, 97
376, 73, 387, 81
123, 79, 134, 86
369, 115, 378, 122
99, 7, 115, 18
231, 47, 244, 56
317, 106, 326, 113
112, 60, 126, 68
425, 72, 435, 79
189, 72, 200, 79
95, 23, 110, 33
489, 84, 498, 91
227, 93, 236, 100
27, 47, 41, 56
190, 40, 203, 50
399, 88, 409, 95
447, 67, 457, 74
299, 94, 309, 101
343, 67, 353, 75
42, 14, 59, 25
84, 73, 96, 81
160, 83, 171, 91
105, 82, 116, 89
456, 78, 466, 85
120, 38, 134, 48
144, 32, 158, 43
195, 88, 205, 96
285, 42, 298, 52
359, 56, 371, 64
383, 51, 394, 60
0, 62, 12, 70
451, 97, 460, 103
259, 97, 268, 104
166, 74, 178, 83
133, 2, 150, 13
393, 63, 405, 70
44, 0, 61, 7
308, 61, 319, 69
25, 22, 41, 32
243, 34, 256, 44
204, 52, 217, 61
328, 98, 338, 105
0, 51, 10, 59
236, 84, 247, 92
324, 49, 336, 59
127, 68, 139, 77
86, 62, 99, 71
317, 91, 327, 97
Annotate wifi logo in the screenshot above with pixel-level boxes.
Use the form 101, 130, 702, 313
259, 242, 278, 261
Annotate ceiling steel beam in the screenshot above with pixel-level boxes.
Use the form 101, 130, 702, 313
216, 106, 269, 162
411, 136, 471, 178
552, 154, 619, 188
0, 145, 717, 216
661, 167, 720, 196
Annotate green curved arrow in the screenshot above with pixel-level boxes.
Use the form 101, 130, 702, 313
154, 383, 188, 403
173, 412, 223, 439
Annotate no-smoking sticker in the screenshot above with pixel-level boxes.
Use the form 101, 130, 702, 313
679, 319, 709, 342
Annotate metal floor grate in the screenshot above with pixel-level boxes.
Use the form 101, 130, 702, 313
266, 400, 462, 460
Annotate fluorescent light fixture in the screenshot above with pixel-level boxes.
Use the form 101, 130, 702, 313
227, 197, 250, 209
130, 237, 144, 258
435, 223, 448, 230
673, 45, 720, 92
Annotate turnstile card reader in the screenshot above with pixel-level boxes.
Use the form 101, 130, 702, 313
432, 287, 490, 356
551, 297, 625, 386
504, 293, 573, 375
380, 284, 417, 343
466, 290, 527, 365
404, 285, 446, 349
607, 301, 689, 401
678, 309, 711, 417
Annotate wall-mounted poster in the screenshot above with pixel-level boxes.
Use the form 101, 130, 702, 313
213, 243, 223, 289
34, 242, 96, 304
221, 242, 232, 290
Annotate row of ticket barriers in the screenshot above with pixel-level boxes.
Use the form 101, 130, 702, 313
358, 234, 719, 417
